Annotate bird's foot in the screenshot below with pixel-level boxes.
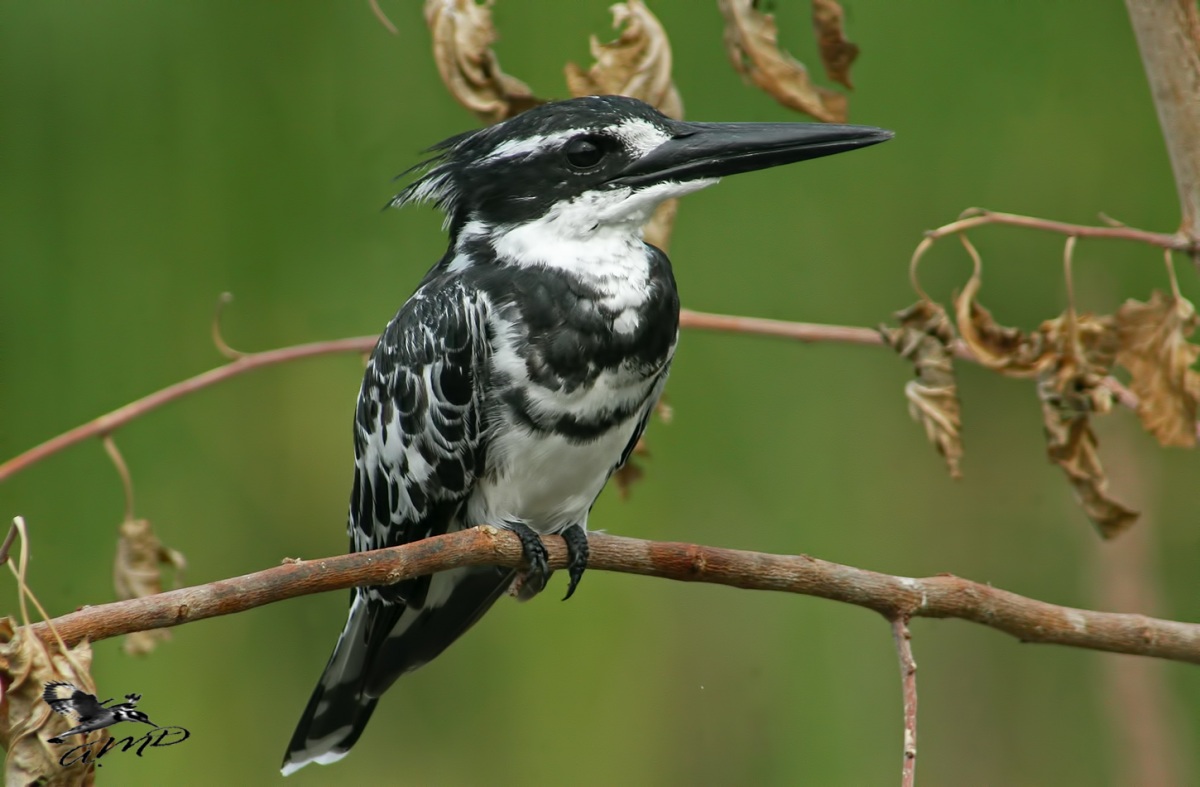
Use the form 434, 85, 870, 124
561, 525, 589, 601
508, 522, 550, 601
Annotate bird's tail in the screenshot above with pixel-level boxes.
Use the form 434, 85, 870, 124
281, 592, 383, 775
281, 566, 514, 775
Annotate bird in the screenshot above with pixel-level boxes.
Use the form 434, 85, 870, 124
42, 682, 157, 743
281, 94, 891, 774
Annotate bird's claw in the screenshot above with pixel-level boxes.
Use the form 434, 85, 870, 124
510, 522, 550, 599
561, 525, 589, 601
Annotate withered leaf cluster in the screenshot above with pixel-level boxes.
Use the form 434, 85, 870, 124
565, 0, 682, 120
1116, 290, 1200, 447
812, 0, 859, 89
113, 518, 186, 656
566, 0, 682, 251
719, 0, 856, 123
887, 253, 1200, 539
1, 618, 96, 786
425, 0, 544, 124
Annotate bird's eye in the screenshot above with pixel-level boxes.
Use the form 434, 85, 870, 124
564, 137, 605, 170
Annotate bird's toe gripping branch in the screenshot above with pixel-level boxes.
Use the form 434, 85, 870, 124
509, 522, 551, 600
561, 525, 589, 601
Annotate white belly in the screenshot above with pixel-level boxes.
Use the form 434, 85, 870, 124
468, 415, 637, 535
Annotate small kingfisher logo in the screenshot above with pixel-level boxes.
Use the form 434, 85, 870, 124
42, 682, 190, 767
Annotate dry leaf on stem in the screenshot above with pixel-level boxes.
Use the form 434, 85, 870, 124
612, 396, 672, 499
953, 238, 1136, 536
812, 0, 859, 89
613, 438, 648, 500
1115, 290, 1200, 448
566, 0, 683, 251
425, 0, 543, 124
881, 300, 963, 478
565, 0, 682, 118
954, 262, 1054, 377
1037, 309, 1137, 538
719, 0, 849, 123
114, 519, 186, 656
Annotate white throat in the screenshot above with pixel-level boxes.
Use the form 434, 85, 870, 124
476, 178, 716, 278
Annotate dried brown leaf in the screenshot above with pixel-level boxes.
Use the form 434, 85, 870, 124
565, 0, 682, 119
1036, 312, 1136, 538
114, 519, 186, 656
0, 618, 97, 786
613, 438, 647, 500
719, 0, 848, 123
566, 0, 683, 251
881, 300, 963, 478
613, 394, 673, 499
812, 0, 859, 89
425, 0, 543, 124
1115, 290, 1200, 447
954, 265, 1055, 377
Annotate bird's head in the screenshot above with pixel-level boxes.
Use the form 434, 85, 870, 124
118, 709, 156, 726
391, 95, 892, 252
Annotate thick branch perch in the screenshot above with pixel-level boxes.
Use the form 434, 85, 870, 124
26, 528, 1200, 664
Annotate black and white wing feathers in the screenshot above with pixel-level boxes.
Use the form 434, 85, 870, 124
283, 279, 507, 774
350, 281, 487, 555
43, 682, 105, 724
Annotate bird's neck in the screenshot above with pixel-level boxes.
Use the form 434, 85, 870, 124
455, 211, 653, 288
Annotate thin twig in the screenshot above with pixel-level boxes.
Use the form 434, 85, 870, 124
678, 308, 883, 345
4, 306, 1198, 482
0, 519, 18, 565
925, 209, 1199, 253
23, 528, 1200, 663
0, 312, 883, 484
0, 336, 378, 483
102, 435, 135, 523
890, 616, 918, 787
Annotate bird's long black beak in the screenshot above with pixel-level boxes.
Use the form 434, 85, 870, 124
612, 121, 893, 187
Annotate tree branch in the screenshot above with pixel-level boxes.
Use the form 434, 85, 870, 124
890, 616, 918, 787
1124, 0, 1200, 244
25, 528, 1200, 664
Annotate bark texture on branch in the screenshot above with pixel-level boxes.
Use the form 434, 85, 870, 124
1125, 0, 1200, 243
25, 528, 1200, 664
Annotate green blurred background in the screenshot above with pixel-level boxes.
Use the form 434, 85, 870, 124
3, 2, 1199, 785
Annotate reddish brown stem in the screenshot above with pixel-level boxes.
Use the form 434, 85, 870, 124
0, 312, 884, 484
926, 209, 1198, 252
2, 307, 1195, 482
0, 336, 377, 483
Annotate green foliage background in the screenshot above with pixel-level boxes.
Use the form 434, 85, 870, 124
3, 2, 1199, 785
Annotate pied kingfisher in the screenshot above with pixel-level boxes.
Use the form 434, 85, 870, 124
43, 682, 156, 743
282, 95, 891, 773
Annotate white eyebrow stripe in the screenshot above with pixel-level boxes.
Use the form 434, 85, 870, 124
482, 130, 578, 162
611, 118, 671, 156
